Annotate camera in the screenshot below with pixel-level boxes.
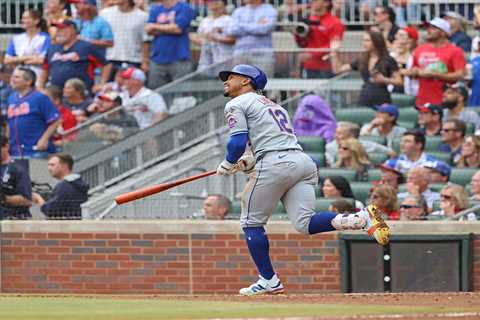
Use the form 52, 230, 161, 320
291, 17, 321, 37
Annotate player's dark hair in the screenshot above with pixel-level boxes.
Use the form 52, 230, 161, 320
50, 153, 74, 171
402, 129, 426, 151
17, 66, 36, 88
26, 9, 48, 33
324, 176, 355, 199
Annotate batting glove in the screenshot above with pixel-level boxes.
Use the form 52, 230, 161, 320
237, 154, 256, 174
216, 160, 237, 176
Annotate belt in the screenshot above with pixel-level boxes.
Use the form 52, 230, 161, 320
256, 149, 301, 161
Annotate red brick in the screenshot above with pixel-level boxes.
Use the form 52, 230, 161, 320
107, 254, 130, 261
48, 233, 71, 239
24, 247, 46, 254
215, 234, 238, 240
71, 233, 94, 239
12, 240, 35, 245
108, 269, 131, 276
119, 234, 141, 239
142, 234, 165, 240
48, 247, 71, 254
60, 240, 82, 246
3, 232, 24, 238
14, 253, 36, 260
107, 240, 130, 246
119, 261, 143, 268
37, 254, 60, 260
94, 233, 118, 239
118, 247, 141, 254
3, 247, 23, 253
72, 261, 95, 268
84, 254, 107, 261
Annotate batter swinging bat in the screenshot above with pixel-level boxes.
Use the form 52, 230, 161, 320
115, 170, 217, 205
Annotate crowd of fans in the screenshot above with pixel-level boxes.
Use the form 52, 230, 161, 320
0, 0, 480, 221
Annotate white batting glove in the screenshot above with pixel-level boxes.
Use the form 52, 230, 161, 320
216, 160, 237, 176
237, 154, 256, 173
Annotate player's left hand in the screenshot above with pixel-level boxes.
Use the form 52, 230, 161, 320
238, 154, 256, 173
216, 160, 237, 176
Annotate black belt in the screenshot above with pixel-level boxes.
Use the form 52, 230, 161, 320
256, 149, 301, 161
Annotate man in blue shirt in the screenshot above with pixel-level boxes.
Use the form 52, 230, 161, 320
7, 67, 60, 158
145, 0, 193, 89
40, 20, 112, 93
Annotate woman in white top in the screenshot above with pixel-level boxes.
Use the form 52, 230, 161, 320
4, 9, 51, 80
390, 27, 418, 95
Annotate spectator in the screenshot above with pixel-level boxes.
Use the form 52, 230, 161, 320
442, 82, 480, 130
334, 137, 371, 180
415, 103, 442, 137
439, 119, 466, 164
120, 67, 168, 129
360, 104, 406, 149
328, 198, 356, 214
389, 130, 438, 174
404, 17, 466, 106
431, 184, 476, 221
190, 0, 235, 77
372, 5, 399, 48
45, 84, 78, 146
100, 0, 150, 76
378, 159, 404, 192
398, 166, 440, 212
202, 194, 231, 220
293, 0, 344, 79
0, 64, 14, 112
40, 20, 112, 94
7, 67, 61, 158
399, 195, 427, 220
32, 153, 89, 219
321, 175, 364, 209
293, 94, 336, 142
62, 78, 92, 123
0, 136, 32, 220
4, 10, 51, 80
391, 27, 419, 95
472, 6, 480, 60
443, 11, 471, 52
325, 121, 395, 167
456, 136, 480, 168
145, 0, 194, 89
422, 160, 451, 183
469, 170, 480, 201
226, 0, 278, 77
71, 0, 114, 53
331, 30, 402, 107
392, 0, 422, 28
368, 184, 398, 220
45, 0, 70, 44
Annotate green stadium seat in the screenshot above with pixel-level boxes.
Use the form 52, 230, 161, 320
350, 182, 373, 204
369, 153, 388, 165
450, 168, 478, 186
398, 108, 418, 123
425, 214, 445, 221
298, 136, 325, 153
306, 152, 326, 167
359, 135, 386, 145
335, 107, 375, 126
426, 151, 451, 164
466, 123, 475, 135
366, 169, 382, 181
318, 168, 358, 181
391, 93, 415, 108
397, 120, 416, 129
430, 183, 447, 192
315, 197, 355, 211
392, 139, 401, 153
425, 136, 443, 152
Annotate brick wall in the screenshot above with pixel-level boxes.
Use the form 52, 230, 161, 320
0, 221, 479, 294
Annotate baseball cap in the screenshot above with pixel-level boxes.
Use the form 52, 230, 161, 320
377, 159, 402, 176
443, 11, 464, 21
422, 160, 451, 178
415, 103, 443, 117
68, 0, 97, 5
51, 19, 77, 30
444, 81, 469, 102
428, 17, 451, 35
376, 103, 399, 120
120, 67, 146, 83
402, 26, 419, 41
98, 91, 122, 104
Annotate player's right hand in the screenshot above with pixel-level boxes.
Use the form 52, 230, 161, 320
216, 160, 237, 176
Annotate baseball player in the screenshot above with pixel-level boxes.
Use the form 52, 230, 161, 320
216, 64, 390, 296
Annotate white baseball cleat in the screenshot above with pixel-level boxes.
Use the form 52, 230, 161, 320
331, 213, 367, 230
239, 274, 284, 296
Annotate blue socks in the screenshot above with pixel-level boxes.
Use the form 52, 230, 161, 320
308, 212, 337, 234
243, 227, 275, 280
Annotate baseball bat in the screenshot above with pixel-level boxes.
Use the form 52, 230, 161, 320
115, 170, 217, 205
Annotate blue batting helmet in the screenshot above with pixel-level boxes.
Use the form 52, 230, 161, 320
218, 64, 267, 90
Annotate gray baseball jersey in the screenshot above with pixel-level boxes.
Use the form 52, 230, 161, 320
225, 92, 302, 159
225, 92, 318, 233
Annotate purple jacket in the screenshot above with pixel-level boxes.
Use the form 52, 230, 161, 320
293, 94, 336, 142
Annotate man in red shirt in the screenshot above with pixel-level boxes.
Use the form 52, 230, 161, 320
405, 17, 465, 106
293, 0, 344, 79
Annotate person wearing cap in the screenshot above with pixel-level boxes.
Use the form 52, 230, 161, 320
443, 11, 471, 52
438, 118, 466, 164
100, 0, 149, 76
144, 0, 194, 89
389, 130, 439, 174
40, 19, 112, 93
70, 0, 114, 53
119, 67, 168, 129
404, 17, 466, 106
360, 103, 407, 149
442, 82, 480, 130
398, 166, 440, 212
416, 103, 442, 136
372, 5, 399, 48
378, 159, 404, 192
422, 160, 451, 183
456, 135, 480, 168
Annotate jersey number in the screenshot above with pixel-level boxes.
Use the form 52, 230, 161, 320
268, 108, 293, 134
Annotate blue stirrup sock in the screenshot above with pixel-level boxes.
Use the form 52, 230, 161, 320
308, 212, 337, 234
243, 227, 275, 280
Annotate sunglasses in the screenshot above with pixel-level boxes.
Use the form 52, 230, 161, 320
340, 146, 350, 151
400, 204, 419, 209
440, 194, 453, 200
441, 128, 457, 133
